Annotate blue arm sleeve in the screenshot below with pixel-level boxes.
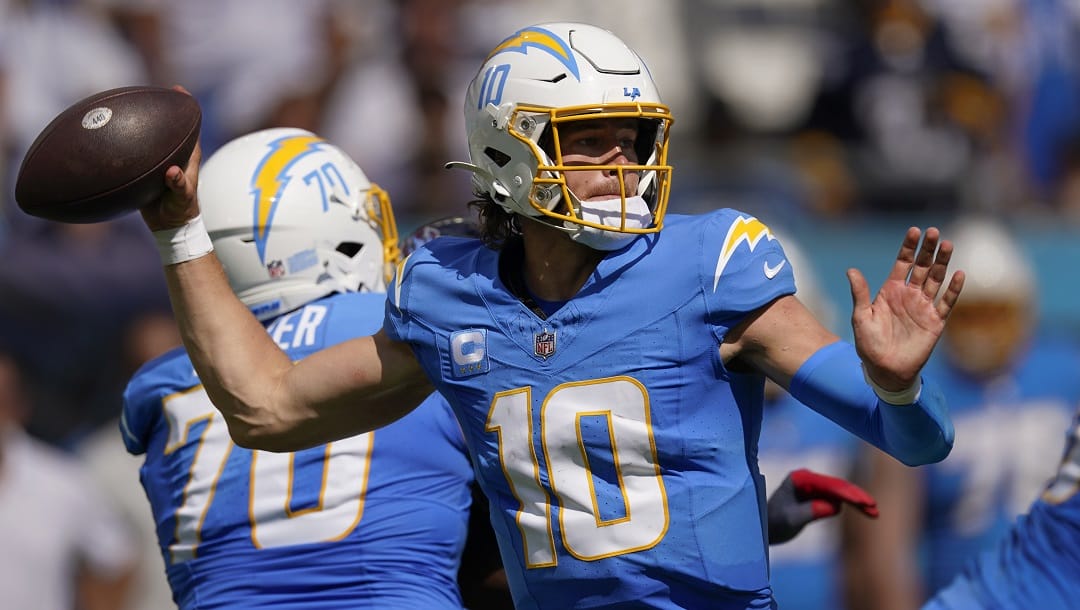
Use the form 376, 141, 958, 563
788, 341, 954, 466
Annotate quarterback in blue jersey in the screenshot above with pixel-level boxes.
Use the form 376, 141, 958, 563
138, 23, 965, 610
923, 408, 1080, 610
121, 129, 476, 609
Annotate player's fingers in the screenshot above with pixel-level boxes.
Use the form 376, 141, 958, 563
165, 165, 186, 194
921, 237, 952, 303
935, 271, 966, 319
886, 227, 922, 283
847, 269, 871, 315
794, 469, 877, 506
907, 227, 940, 288
185, 140, 202, 187
791, 469, 879, 519
808, 499, 841, 520
821, 479, 876, 507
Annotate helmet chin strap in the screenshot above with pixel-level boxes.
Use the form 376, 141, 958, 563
519, 211, 576, 235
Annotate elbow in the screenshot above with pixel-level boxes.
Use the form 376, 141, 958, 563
895, 429, 954, 467
205, 383, 309, 452
222, 411, 305, 453
881, 381, 955, 467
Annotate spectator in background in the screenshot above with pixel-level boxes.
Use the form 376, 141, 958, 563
0, 41, 8, 244
78, 312, 182, 610
797, 0, 998, 216
0, 219, 172, 445
321, 0, 476, 225
97, 0, 356, 154
97, 0, 493, 224
676, 0, 854, 222
0, 349, 138, 610
0, 0, 169, 446
847, 217, 1080, 610
1, 0, 146, 217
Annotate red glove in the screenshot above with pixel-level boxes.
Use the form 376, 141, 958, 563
767, 468, 879, 545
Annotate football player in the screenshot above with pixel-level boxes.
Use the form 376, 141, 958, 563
923, 407, 1080, 610
140, 22, 964, 609
121, 129, 478, 609
847, 218, 1080, 610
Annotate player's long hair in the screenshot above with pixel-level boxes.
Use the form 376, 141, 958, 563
467, 194, 519, 250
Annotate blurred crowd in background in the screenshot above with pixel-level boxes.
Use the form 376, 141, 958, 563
1, 0, 1080, 609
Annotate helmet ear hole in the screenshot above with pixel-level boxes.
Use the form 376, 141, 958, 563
484, 147, 512, 168
336, 242, 363, 258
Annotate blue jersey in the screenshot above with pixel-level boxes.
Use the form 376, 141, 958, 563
916, 340, 1080, 594
758, 391, 861, 610
387, 210, 800, 609
924, 408, 1080, 610
121, 292, 474, 610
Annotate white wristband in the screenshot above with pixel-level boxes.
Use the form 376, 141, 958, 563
153, 214, 214, 266
862, 364, 923, 405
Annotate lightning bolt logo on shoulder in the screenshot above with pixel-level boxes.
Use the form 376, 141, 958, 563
250, 134, 325, 264
712, 216, 776, 292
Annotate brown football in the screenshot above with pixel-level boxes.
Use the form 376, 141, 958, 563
15, 86, 201, 223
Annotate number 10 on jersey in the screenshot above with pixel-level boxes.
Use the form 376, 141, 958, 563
485, 376, 670, 567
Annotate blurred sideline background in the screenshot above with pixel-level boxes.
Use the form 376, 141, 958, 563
1, 0, 1079, 608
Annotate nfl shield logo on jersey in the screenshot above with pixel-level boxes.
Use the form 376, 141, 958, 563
534, 330, 557, 358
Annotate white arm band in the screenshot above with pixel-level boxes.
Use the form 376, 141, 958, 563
862, 363, 923, 405
153, 214, 213, 266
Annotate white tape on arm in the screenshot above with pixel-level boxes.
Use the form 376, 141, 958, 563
153, 214, 213, 266
862, 363, 923, 405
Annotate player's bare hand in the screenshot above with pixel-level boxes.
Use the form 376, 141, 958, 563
848, 227, 966, 391
140, 85, 202, 231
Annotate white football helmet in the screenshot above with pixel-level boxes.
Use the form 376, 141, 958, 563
198, 128, 400, 321
942, 217, 1035, 376
450, 22, 674, 236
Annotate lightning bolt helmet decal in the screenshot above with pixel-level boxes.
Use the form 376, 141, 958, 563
249, 134, 326, 263
486, 26, 580, 81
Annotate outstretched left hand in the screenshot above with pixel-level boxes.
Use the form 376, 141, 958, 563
847, 227, 965, 392
767, 469, 879, 545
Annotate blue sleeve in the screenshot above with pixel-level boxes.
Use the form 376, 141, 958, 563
789, 341, 954, 466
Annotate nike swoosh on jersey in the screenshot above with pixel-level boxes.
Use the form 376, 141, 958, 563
712, 216, 774, 292
763, 259, 787, 279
